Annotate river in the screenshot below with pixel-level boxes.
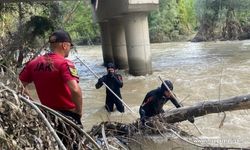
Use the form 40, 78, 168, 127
71, 40, 250, 149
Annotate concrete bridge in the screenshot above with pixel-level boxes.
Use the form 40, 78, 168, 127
2, 0, 159, 76
94, 0, 158, 75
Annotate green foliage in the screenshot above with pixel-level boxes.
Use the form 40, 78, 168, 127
194, 0, 250, 41
47, 2, 64, 29
149, 0, 178, 42
62, 2, 100, 44
1, 0, 250, 47
0, 2, 60, 67
184, 0, 197, 30
177, 0, 189, 34
0, 3, 17, 15
149, 0, 197, 42
25, 16, 54, 38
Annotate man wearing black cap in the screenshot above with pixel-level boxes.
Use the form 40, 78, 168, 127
139, 80, 181, 124
95, 62, 125, 113
19, 30, 83, 148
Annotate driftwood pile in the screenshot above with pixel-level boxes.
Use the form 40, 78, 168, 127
0, 84, 58, 149
0, 83, 100, 149
88, 118, 198, 149
0, 66, 102, 150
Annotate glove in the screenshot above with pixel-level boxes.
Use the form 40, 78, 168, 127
160, 109, 165, 114
98, 77, 104, 83
139, 107, 146, 125
187, 116, 195, 123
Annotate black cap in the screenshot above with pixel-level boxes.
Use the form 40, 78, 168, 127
49, 30, 73, 46
161, 80, 173, 92
106, 63, 115, 69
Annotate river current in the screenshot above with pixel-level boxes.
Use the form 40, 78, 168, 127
71, 40, 250, 149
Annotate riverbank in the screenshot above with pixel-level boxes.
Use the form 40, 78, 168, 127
74, 31, 250, 46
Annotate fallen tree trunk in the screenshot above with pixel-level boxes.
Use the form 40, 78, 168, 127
85, 94, 250, 149
163, 94, 250, 123
90, 94, 250, 138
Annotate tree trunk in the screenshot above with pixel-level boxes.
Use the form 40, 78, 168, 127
88, 94, 250, 149
162, 94, 250, 123
17, 48, 24, 68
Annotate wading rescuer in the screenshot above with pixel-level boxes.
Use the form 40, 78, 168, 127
19, 30, 83, 149
95, 63, 125, 113
139, 80, 194, 124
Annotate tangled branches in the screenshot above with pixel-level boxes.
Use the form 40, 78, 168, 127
0, 82, 102, 150
88, 116, 202, 149
0, 83, 58, 149
0, 57, 101, 149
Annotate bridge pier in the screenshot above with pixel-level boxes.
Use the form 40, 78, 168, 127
110, 18, 128, 69
95, 0, 158, 75
124, 12, 152, 75
99, 21, 113, 66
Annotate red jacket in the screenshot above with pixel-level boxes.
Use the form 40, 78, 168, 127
19, 53, 79, 111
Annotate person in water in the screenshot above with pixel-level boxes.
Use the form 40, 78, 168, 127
95, 63, 125, 113
139, 80, 194, 124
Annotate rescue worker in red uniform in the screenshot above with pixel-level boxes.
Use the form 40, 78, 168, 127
139, 80, 194, 124
95, 63, 125, 113
19, 30, 83, 149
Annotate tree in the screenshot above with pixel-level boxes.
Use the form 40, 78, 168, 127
148, 0, 197, 42
0, 2, 58, 68
177, 0, 190, 34
63, 1, 100, 45
149, 0, 179, 42
193, 0, 250, 41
